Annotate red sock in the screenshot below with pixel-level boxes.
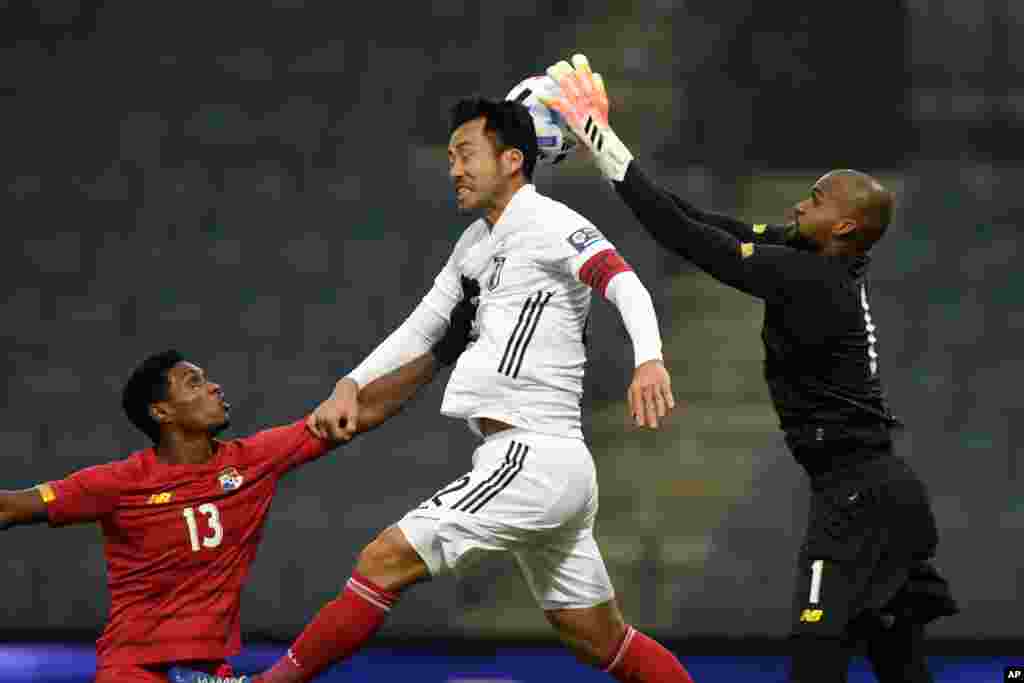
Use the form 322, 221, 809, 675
258, 572, 399, 683
603, 626, 695, 683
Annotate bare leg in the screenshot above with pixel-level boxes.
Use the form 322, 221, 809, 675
545, 600, 695, 682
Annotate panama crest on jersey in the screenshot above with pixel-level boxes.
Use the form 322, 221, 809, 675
217, 467, 244, 493
488, 256, 507, 291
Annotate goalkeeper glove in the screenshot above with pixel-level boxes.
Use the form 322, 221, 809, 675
542, 54, 634, 182
432, 276, 480, 367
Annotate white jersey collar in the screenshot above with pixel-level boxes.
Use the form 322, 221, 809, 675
489, 183, 537, 241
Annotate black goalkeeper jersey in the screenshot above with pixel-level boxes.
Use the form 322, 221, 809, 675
614, 163, 899, 433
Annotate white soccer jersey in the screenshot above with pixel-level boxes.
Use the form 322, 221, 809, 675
434, 184, 620, 439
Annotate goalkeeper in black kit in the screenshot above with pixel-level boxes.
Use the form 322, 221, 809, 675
543, 54, 959, 682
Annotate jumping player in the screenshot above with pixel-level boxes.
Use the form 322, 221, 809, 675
0, 294, 478, 683
542, 54, 958, 682
224, 97, 696, 683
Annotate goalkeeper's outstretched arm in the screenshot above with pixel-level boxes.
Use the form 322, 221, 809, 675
543, 55, 788, 245
545, 54, 824, 302
615, 154, 828, 303
612, 162, 769, 294
662, 189, 790, 246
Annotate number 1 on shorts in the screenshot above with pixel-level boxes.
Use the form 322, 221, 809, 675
809, 559, 824, 605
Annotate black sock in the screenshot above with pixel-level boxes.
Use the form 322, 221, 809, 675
866, 617, 934, 683
788, 634, 852, 683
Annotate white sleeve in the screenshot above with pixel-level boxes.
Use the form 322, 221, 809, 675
344, 293, 451, 388
345, 239, 466, 388
604, 270, 664, 367
537, 223, 618, 279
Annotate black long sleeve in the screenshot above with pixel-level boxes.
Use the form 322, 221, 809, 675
612, 161, 898, 435
614, 162, 829, 302
662, 186, 790, 246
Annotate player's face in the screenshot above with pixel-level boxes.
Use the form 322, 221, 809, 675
159, 362, 231, 437
448, 117, 503, 214
790, 175, 849, 248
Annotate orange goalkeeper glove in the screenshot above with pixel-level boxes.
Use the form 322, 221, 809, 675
541, 54, 634, 182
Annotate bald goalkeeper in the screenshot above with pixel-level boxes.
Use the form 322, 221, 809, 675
542, 54, 959, 682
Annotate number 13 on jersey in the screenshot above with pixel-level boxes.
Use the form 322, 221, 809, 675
183, 504, 224, 551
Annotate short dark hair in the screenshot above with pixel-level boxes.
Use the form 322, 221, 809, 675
122, 350, 184, 444
449, 96, 539, 181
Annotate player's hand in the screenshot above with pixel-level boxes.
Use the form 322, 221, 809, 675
308, 377, 360, 442
541, 54, 633, 181
432, 276, 480, 368
541, 53, 610, 135
627, 359, 675, 429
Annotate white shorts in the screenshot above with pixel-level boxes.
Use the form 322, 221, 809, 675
397, 428, 615, 611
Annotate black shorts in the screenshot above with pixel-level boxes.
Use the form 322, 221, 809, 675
790, 455, 958, 638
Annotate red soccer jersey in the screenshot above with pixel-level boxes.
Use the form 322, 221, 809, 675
43, 419, 333, 668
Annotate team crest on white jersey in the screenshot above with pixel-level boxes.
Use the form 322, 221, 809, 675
217, 467, 244, 492
488, 256, 507, 291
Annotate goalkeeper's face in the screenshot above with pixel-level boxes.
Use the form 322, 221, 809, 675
448, 117, 510, 216
789, 174, 855, 250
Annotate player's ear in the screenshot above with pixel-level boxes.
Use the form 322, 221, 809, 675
149, 402, 171, 425
501, 147, 524, 177
832, 219, 858, 238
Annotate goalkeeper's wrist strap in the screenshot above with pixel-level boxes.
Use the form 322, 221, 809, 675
582, 117, 633, 182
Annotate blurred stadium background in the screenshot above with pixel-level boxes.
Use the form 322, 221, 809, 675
3, 1, 1021, 681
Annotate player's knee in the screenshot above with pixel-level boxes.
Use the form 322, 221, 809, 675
356, 533, 405, 573
557, 631, 616, 668
354, 527, 424, 590
546, 604, 627, 668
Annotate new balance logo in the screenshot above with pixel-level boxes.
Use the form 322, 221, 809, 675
799, 609, 824, 623
498, 291, 553, 378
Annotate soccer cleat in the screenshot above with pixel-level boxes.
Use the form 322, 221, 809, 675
167, 666, 251, 683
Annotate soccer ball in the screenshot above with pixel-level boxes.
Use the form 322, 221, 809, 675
505, 75, 577, 166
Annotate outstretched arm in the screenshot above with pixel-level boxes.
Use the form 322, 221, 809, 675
310, 277, 480, 440
0, 487, 49, 530
613, 163, 769, 294
311, 296, 451, 442
543, 54, 787, 244
545, 54, 826, 302
310, 237, 481, 442
355, 352, 440, 433
662, 189, 791, 246
2, 468, 119, 530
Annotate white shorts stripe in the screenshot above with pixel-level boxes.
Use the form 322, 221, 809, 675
451, 442, 518, 511
467, 446, 527, 514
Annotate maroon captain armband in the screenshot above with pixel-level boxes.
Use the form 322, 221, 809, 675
579, 249, 633, 296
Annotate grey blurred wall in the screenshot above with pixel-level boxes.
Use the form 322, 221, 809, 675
2, 0, 1020, 639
